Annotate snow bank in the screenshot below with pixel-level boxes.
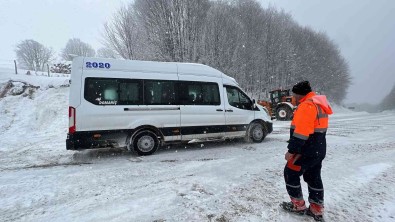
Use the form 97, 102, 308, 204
0, 68, 72, 169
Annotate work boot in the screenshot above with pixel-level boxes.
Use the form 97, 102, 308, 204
280, 198, 307, 215
306, 203, 324, 221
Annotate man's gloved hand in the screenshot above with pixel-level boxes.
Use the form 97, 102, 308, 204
285, 151, 294, 161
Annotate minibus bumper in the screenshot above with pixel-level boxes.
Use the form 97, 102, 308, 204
66, 133, 97, 150
266, 122, 273, 134
66, 131, 126, 150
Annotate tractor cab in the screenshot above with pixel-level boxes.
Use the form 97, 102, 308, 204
269, 89, 294, 104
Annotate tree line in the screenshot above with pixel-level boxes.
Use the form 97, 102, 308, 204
102, 0, 351, 103
15, 38, 115, 74
16, 0, 351, 104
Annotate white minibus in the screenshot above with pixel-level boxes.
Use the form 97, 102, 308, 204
66, 57, 272, 155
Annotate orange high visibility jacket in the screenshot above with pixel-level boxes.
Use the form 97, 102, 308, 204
287, 92, 333, 157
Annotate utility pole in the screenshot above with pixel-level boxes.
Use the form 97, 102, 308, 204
14, 60, 17, 74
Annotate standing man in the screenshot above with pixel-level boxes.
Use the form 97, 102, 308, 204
281, 81, 333, 221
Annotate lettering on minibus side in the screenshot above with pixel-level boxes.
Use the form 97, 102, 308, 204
86, 62, 111, 69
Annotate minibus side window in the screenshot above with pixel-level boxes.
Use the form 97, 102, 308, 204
226, 87, 240, 107
201, 84, 220, 105
177, 81, 220, 105
118, 80, 143, 105
226, 86, 253, 110
84, 78, 142, 105
144, 80, 176, 105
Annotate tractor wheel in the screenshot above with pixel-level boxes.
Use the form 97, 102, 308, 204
276, 105, 293, 121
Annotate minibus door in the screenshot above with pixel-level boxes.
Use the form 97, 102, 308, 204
177, 76, 226, 141
224, 85, 254, 138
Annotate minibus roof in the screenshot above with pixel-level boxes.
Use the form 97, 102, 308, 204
77, 57, 237, 85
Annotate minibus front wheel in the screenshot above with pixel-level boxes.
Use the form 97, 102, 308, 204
132, 130, 160, 155
247, 122, 267, 143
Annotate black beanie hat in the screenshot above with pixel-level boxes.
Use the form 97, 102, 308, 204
292, 81, 312, 95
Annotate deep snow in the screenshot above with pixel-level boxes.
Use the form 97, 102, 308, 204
1, 68, 394, 222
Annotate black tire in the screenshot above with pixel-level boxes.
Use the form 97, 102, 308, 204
247, 122, 268, 143
132, 130, 159, 156
276, 105, 292, 121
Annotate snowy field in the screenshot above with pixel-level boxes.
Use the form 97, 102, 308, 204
1, 68, 394, 222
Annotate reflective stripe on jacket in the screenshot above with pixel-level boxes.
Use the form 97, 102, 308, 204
287, 92, 333, 157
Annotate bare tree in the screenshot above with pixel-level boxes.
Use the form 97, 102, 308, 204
134, 0, 210, 62
15, 39, 54, 71
201, 2, 243, 76
97, 47, 119, 59
232, 0, 268, 96
62, 38, 95, 61
102, 4, 152, 60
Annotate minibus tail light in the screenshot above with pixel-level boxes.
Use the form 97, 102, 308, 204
69, 106, 76, 134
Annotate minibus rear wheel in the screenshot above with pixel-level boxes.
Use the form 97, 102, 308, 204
248, 122, 267, 143
132, 130, 159, 155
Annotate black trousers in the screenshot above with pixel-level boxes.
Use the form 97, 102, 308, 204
284, 156, 324, 205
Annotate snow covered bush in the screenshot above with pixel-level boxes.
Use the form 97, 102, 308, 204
50, 63, 71, 74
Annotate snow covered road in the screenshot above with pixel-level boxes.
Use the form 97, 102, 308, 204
1, 73, 395, 222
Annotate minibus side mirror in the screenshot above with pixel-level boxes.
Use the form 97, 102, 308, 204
252, 99, 256, 109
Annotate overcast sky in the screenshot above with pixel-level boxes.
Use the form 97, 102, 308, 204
0, 0, 394, 104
